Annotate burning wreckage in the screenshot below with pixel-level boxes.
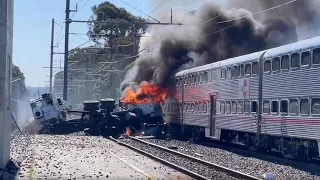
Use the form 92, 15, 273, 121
27, 82, 169, 138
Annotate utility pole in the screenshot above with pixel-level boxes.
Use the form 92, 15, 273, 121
63, 0, 71, 101
171, 8, 173, 24
132, 24, 136, 54
49, 18, 55, 94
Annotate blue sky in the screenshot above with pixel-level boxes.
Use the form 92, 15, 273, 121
13, 0, 216, 87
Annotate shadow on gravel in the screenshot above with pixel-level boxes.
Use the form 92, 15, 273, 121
197, 140, 320, 176
0, 160, 20, 180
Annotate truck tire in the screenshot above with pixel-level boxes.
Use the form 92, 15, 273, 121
83, 100, 100, 111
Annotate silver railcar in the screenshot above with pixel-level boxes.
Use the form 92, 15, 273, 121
163, 36, 320, 159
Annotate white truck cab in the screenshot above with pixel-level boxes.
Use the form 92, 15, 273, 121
29, 93, 66, 123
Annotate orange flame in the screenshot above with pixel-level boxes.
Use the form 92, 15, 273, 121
120, 81, 169, 104
125, 127, 131, 136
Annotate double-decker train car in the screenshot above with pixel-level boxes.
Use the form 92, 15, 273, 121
162, 36, 320, 160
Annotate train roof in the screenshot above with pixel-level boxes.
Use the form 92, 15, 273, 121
175, 35, 320, 77
176, 50, 265, 76
264, 36, 320, 58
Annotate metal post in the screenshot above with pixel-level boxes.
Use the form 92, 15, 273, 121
257, 51, 268, 147
17, 84, 19, 101
63, 0, 71, 101
171, 8, 172, 24
49, 18, 55, 93
132, 24, 136, 54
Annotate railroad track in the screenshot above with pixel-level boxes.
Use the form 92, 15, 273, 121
110, 136, 262, 180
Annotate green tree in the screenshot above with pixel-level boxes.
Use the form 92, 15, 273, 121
88, 1, 146, 55
12, 64, 28, 98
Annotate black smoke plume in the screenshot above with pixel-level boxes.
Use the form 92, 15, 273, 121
120, 0, 320, 92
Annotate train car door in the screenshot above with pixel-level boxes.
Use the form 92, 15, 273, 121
210, 94, 216, 136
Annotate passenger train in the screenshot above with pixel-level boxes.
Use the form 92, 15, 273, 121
162, 36, 320, 160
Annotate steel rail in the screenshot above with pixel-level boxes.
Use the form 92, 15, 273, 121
109, 136, 209, 180
129, 136, 263, 180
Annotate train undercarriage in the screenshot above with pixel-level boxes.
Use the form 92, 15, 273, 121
167, 124, 320, 161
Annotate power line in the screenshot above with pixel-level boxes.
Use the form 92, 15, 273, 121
69, 0, 146, 52
146, 0, 168, 16
119, 0, 299, 62
172, 0, 213, 10
54, 22, 95, 49
70, 0, 91, 19
217, 0, 298, 24
119, 0, 159, 22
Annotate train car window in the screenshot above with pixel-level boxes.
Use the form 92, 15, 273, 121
271, 101, 278, 114
289, 99, 298, 116
188, 103, 191, 112
263, 100, 270, 114
188, 75, 192, 85
227, 67, 232, 79
300, 99, 309, 115
251, 101, 257, 113
226, 101, 231, 114
301, 51, 310, 66
232, 66, 238, 78
311, 98, 320, 115
220, 101, 225, 114
264, 60, 271, 73
200, 73, 204, 84
245, 64, 251, 75
184, 103, 187, 112
204, 72, 209, 83
313, 48, 320, 65
220, 69, 225, 79
239, 64, 244, 77
179, 78, 183, 87
272, 57, 280, 72
252, 62, 259, 75
231, 101, 237, 114
193, 74, 197, 85
244, 101, 250, 113
281, 55, 289, 70
175, 79, 179, 87
237, 101, 243, 114
184, 76, 188, 86
199, 102, 203, 112
291, 53, 300, 69
203, 102, 208, 113
280, 100, 288, 115
195, 102, 198, 113
191, 74, 195, 85
191, 103, 195, 112
196, 73, 200, 83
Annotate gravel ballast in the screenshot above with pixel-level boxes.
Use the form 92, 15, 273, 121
119, 138, 247, 180
142, 139, 320, 180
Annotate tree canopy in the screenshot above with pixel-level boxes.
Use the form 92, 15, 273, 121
54, 1, 145, 103
88, 1, 146, 54
12, 64, 28, 99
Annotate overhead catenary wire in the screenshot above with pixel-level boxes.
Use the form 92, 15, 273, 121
118, 0, 159, 22
172, 0, 213, 10
70, 0, 168, 50
145, 0, 168, 19
69, 0, 146, 50
70, 0, 91, 19
216, 0, 298, 24
63, 0, 298, 64
120, 0, 301, 61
